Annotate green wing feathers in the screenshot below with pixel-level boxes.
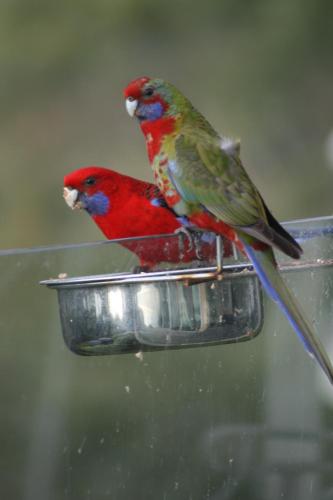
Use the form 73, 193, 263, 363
174, 132, 302, 259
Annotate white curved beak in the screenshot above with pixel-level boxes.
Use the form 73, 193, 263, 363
63, 187, 80, 209
125, 97, 138, 117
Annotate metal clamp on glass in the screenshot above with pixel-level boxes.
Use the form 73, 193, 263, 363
40, 234, 264, 355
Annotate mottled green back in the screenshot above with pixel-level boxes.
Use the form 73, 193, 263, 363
151, 78, 302, 258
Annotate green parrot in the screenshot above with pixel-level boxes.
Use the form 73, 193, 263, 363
124, 76, 333, 384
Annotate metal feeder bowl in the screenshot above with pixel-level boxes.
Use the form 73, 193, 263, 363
41, 235, 264, 355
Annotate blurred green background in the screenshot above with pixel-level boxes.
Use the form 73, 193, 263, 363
1, 0, 333, 249
1, 2, 333, 499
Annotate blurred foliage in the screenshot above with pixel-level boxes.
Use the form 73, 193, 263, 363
0, 0, 332, 248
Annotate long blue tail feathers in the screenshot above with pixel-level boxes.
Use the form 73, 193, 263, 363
242, 242, 333, 384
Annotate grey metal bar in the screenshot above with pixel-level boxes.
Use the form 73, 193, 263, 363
40, 257, 333, 289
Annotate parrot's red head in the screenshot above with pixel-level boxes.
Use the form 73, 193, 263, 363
123, 77, 151, 101
123, 76, 177, 123
124, 77, 190, 161
63, 166, 121, 216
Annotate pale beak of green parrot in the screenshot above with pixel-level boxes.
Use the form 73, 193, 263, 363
125, 97, 138, 117
63, 187, 82, 210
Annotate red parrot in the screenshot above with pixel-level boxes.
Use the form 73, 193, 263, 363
63, 166, 230, 269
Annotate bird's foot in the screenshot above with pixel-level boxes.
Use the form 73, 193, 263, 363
174, 227, 203, 260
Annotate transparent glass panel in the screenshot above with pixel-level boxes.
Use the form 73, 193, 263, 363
1, 216, 333, 500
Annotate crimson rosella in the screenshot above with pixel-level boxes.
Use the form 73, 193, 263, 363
63, 166, 230, 270
123, 76, 333, 383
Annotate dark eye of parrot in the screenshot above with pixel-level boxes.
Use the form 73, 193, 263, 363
143, 86, 154, 97
84, 177, 96, 186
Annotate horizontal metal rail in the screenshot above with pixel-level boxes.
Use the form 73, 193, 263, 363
40, 257, 333, 289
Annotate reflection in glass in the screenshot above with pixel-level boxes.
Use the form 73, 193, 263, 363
108, 288, 124, 321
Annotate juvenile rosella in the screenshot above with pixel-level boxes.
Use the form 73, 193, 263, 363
63, 166, 226, 269
123, 76, 333, 383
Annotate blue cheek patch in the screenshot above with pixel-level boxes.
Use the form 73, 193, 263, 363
138, 102, 164, 121
82, 192, 110, 216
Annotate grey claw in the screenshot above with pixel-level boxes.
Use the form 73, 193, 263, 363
174, 227, 194, 252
